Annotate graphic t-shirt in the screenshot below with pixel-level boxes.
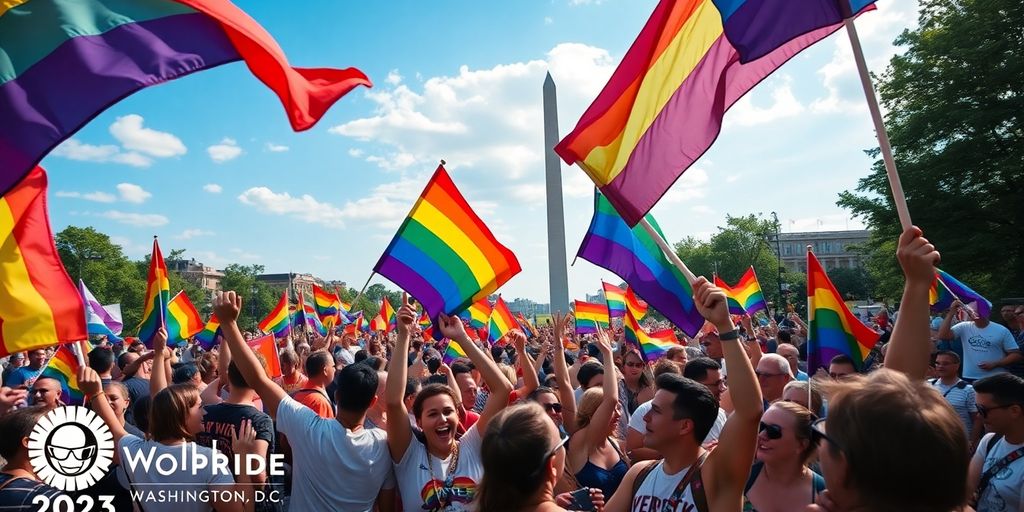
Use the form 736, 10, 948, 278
974, 433, 1024, 512
395, 425, 484, 511
196, 402, 275, 459
951, 322, 1019, 380
630, 460, 699, 512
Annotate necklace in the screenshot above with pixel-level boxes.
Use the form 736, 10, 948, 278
427, 440, 461, 508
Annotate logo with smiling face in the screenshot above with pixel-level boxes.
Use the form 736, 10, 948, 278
27, 406, 114, 491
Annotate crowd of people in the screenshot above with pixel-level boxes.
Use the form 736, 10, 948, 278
1, 227, 1023, 511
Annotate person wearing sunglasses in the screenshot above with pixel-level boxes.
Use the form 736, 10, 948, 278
619, 350, 654, 420
529, 387, 567, 433
968, 373, 1024, 512
755, 354, 793, 405
742, 401, 824, 512
477, 403, 605, 512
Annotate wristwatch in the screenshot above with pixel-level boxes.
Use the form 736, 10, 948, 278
719, 329, 740, 341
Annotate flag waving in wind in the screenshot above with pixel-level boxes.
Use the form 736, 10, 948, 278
137, 238, 170, 345
79, 280, 122, 343
714, 266, 768, 316
806, 251, 879, 374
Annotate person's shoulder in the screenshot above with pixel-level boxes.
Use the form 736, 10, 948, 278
0, 475, 64, 502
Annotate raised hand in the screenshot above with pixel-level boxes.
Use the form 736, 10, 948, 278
693, 277, 732, 330
213, 291, 242, 324
153, 326, 168, 350
510, 329, 527, 353
395, 293, 417, 337
0, 386, 28, 411
438, 313, 469, 341
78, 366, 102, 398
896, 226, 940, 285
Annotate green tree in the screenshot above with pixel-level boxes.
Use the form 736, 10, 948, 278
838, 0, 1024, 306
826, 267, 875, 301
219, 264, 281, 331
56, 226, 146, 331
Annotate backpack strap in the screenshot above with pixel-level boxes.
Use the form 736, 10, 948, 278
690, 454, 710, 512
631, 460, 660, 499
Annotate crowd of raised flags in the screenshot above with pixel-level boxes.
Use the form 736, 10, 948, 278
1, 0, 1021, 511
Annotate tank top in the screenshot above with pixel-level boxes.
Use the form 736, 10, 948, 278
572, 438, 629, 500
630, 460, 700, 512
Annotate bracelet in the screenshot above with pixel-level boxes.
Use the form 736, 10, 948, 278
85, 392, 103, 402
719, 329, 740, 341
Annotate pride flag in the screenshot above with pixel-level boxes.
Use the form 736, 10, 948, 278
248, 333, 282, 379
623, 309, 676, 362
137, 238, 170, 346
488, 296, 517, 345
370, 297, 396, 333
442, 340, 468, 365
713, 0, 877, 63
313, 284, 342, 324
166, 291, 204, 347
806, 251, 879, 374
555, 0, 860, 226
304, 303, 328, 336
0, 166, 86, 356
578, 193, 703, 337
79, 280, 122, 343
460, 298, 493, 330
514, 312, 538, 338
0, 0, 371, 196
41, 342, 93, 405
929, 269, 991, 318
258, 292, 291, 338
195, 315, 220, 350
624, 285, 649, 321
714, 266, 768, 316
602, 282, 627, 318
575, 301, 611, 334
374, 165, 521, 336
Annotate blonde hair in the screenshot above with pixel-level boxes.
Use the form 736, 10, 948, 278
769, 401, 817, 465
498, 364, 517, 386
783, 380, 824, 416
576, 387, 604, 430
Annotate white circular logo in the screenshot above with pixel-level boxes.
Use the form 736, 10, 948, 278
28, 406, 114, 491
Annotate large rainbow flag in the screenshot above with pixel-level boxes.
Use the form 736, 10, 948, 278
807, 251, 879, 374
194, 315, 220, 350
602, 282, 627, 318
374, 165, 521, 338
0, 0, 371, 196
929, 269, 991, 318
166, 291, 204, 347
313, 284, 342, 325
578, 193, 703, 337
41, 342, 93, 405
487, 296, 517, 345
0, 166, 87, 357
623, 309, 676, 363
714, 266, 768, 316
137, 238, 170, 346
574, 300, 610, 334
554, 0, 870, 226
258, 291, 291, 338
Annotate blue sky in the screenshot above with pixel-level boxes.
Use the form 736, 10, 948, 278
43, 0, 921, 305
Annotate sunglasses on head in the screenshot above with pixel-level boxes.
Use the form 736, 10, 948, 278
542, 402, 563, 413
759, 422, 783, 439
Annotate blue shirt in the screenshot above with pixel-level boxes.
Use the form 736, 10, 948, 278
796, 370, 809, 382
3, 366, 42, 387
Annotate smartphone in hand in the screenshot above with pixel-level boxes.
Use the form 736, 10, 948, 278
569, 488, 594, 511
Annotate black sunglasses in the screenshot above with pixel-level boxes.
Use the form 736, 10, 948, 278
977, 403, 1021, 418
542, 402, 563, 413
759, 422, 783, 440
809, 418, 841, 450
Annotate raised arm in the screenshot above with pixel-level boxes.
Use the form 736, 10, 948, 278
885, 227, 941, 379
695, 278, 761, 506
150, 328, 169, 398
80, 366, 127, 456
385, 293, 416, 462
121, 348, 154, 379
583, 330, 617, 452
438, 313, 512, 433
213, 291, 287, 419
937, 301, 962, 342
511, 330, 539, 397
551, 312, 578, 434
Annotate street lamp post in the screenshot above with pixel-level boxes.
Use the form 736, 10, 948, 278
770, 212, 784, 320
78, 249, 103, 281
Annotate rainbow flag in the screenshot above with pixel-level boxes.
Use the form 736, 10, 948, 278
0, 0, 370, 197
578, 193, 703, 336
374, 164, 521, 337
460, 298, 493, 330
624, 285, 649, 321
248, 333, 282, 379
343, 311, 365, 336
713, 0, 877, 63
514, 312, 538, 338
442, 339, 469, 365
303, 302, 328, 336
166, 291, 204, 347
137, 238, 170, 346
602, 282, 627, 318
195, 315, 220, 350
313, 284, 342, 324
418, 311, 433, 330
370, 297, 396, 333
929, 269, 991, 318
258, 292, 291, 338
488, 296, 517, 345
554, 0, 862, 226
41, 342, 93, 404
714, 266, 768, 316
806, 251, 880, 374
574, 301, 610, 334
623, 309, 677, 362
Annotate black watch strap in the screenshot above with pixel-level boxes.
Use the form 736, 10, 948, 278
719, 329, 740, 341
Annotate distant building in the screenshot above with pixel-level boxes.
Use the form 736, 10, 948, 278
506, 298, 549, 317
166, 259, 224, 294
256, 272, 324, 299
778, 230, 870, 273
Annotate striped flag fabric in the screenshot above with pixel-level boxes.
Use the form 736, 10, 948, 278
574, 301, 611, 334
195, 315, 221, 350
370, 297, 396, 333
578, 193, 703, 337
460, 298, 493, 330
79, 279, 122, 335
374, 164, 521, 336
623, 308, 676, 362
136, 238, 170, 345
258, 292, 291, 338
929, 269, 991, 318
442, 340, 468, 365
0, 0, 370, 197
714, 266, 768, 316
555, 0, 862, 226
624, 285, 649, 321
166, 291, 204, 347
313, 284, 342, 326
41, 342, 93, 405
0, 166, 86, 356
247, 333, 282, 379
79, 280, 122, 343
806, 251, 880, 374
487, 296, 517, 345
602, 282, 627, 318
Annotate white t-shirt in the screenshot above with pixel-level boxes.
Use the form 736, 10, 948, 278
395, 424, 484, 511
117, 435, 235, 512
973, 433, 1024, 512
630, 460, 699, 512
276, 396, 395, 511
336, 345, 361, 366
628, 402, 726, 444
952, 322, 1019, 379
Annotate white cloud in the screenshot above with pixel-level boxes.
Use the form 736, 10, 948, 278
98, 210, 169, 227
237, 187, 347, 228
661, 168, 710, 203
55, 190, 117, 203
229, 248, 261, 261
330, 175, 426, 229
116, 183, 151, 204
385, 70, 403, 85
203, 184, 223, 194
365, 152, 418, 171
174, 228, 215, 240
727, 76, 805, 126
50, 139, 152, 167
347, 148, 365, 158
265, 142, 289, 152
109, 236, 151, 258
109, 114, 186, 158
207, 138, 243, 163
510, 183, 547, 204
544, 16, 554, 24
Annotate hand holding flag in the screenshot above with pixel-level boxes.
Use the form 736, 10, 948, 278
438, 313, 469, 342
395, 293, 417, 338
692, 278, 734, 333
895, 226, 941, 287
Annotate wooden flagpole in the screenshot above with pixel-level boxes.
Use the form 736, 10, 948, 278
352, 273, 374, 309
638, 218, 699, 285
